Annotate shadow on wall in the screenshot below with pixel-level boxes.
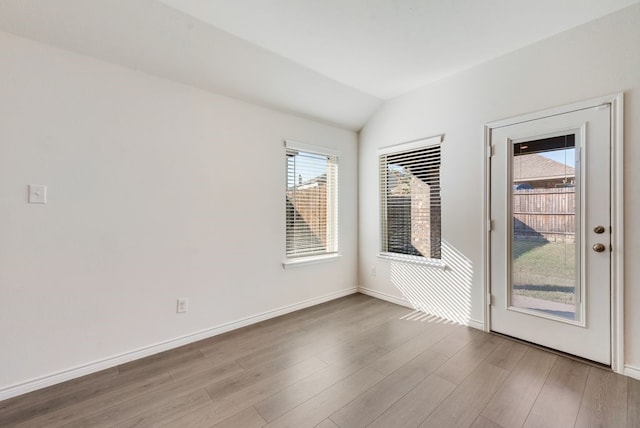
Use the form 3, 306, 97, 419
390, 241, 473, 325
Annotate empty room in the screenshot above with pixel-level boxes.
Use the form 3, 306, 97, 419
1, 1, 639, 427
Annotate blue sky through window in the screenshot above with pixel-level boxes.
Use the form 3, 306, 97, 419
541, 148, 575, 167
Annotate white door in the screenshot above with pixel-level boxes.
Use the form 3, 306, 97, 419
490, 105, 611, 365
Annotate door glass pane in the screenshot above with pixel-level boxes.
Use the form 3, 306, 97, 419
511, 135, 578, 321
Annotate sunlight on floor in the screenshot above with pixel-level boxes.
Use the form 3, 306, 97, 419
398, 310, 456, 324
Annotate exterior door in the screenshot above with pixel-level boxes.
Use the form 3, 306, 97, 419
489, 105, 611, 365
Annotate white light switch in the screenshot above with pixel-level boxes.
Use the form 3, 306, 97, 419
177, 298, 188, 313
28, 185, 47, 204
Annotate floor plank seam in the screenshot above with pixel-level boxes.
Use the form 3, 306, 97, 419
253, 403, 270, 425
571, 366, 592, 428
415, 373, 457, 425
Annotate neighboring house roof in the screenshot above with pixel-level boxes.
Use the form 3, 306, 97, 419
288, 174, 327, 191
513, 154, 575, 182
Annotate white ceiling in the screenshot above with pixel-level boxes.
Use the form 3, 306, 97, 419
1, 0, 638, 130
159, 0, 640, 100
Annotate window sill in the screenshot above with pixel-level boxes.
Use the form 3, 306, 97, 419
377, 253, 447, 270
282, 254, 341, 269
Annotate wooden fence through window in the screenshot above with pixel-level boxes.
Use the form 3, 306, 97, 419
513, 188, 575, 242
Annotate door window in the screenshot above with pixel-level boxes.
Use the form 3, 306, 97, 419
510, 135, 579, 321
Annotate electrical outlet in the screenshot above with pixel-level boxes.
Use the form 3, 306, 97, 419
28, 184, 47, 204
370, 266, 376, 277
176, 298, 188, 313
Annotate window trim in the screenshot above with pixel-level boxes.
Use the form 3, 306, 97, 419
284, 140, 340, 265
282, 253, 342, 269
378, 134, 443, 262
377, 252, 447, 270
378, 135, 442, 156
285, 140, 340, 158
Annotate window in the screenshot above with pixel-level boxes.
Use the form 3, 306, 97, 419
379, 136, 442, 260
285, 141, 338, 261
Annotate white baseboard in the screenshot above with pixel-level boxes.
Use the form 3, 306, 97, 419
466, 319, 485, 331
624, 364, 640, 380
358, 286, 484, 331
0, 287, 358, 401
358, 286, 414, 309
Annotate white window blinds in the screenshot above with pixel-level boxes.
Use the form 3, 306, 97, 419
379, 137, 442, 259
286, 142, 338, 259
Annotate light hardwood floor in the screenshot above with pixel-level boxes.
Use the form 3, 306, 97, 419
1, 294, 638, 427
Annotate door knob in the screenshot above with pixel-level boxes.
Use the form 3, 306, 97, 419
593, 225, 606, 234
592, 243, 606, 252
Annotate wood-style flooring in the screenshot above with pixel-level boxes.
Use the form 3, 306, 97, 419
1, 294, 638, 427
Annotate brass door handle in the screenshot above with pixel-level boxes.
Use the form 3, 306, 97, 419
592, 243, 606, 252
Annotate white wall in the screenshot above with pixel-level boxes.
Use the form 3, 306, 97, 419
0, 31, 358, 397
359, 4, 640, 374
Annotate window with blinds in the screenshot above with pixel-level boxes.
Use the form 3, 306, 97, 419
286, 141, 338, 259
379, 137, 442, 260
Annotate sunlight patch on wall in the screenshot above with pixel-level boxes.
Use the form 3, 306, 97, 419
390, 241, 473, 325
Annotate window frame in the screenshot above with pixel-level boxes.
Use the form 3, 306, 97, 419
378, 135, 444, 268
283, 140, 340, 268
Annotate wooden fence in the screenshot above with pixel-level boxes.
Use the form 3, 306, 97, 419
286, 184, 327, 256
513, 188, 575, 242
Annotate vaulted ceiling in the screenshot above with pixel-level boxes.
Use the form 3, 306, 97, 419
1, 0, 638, 130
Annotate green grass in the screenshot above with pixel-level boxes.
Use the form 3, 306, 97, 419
512, 239, 576, 305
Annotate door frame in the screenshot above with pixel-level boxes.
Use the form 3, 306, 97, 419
483, 93, 624, 372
